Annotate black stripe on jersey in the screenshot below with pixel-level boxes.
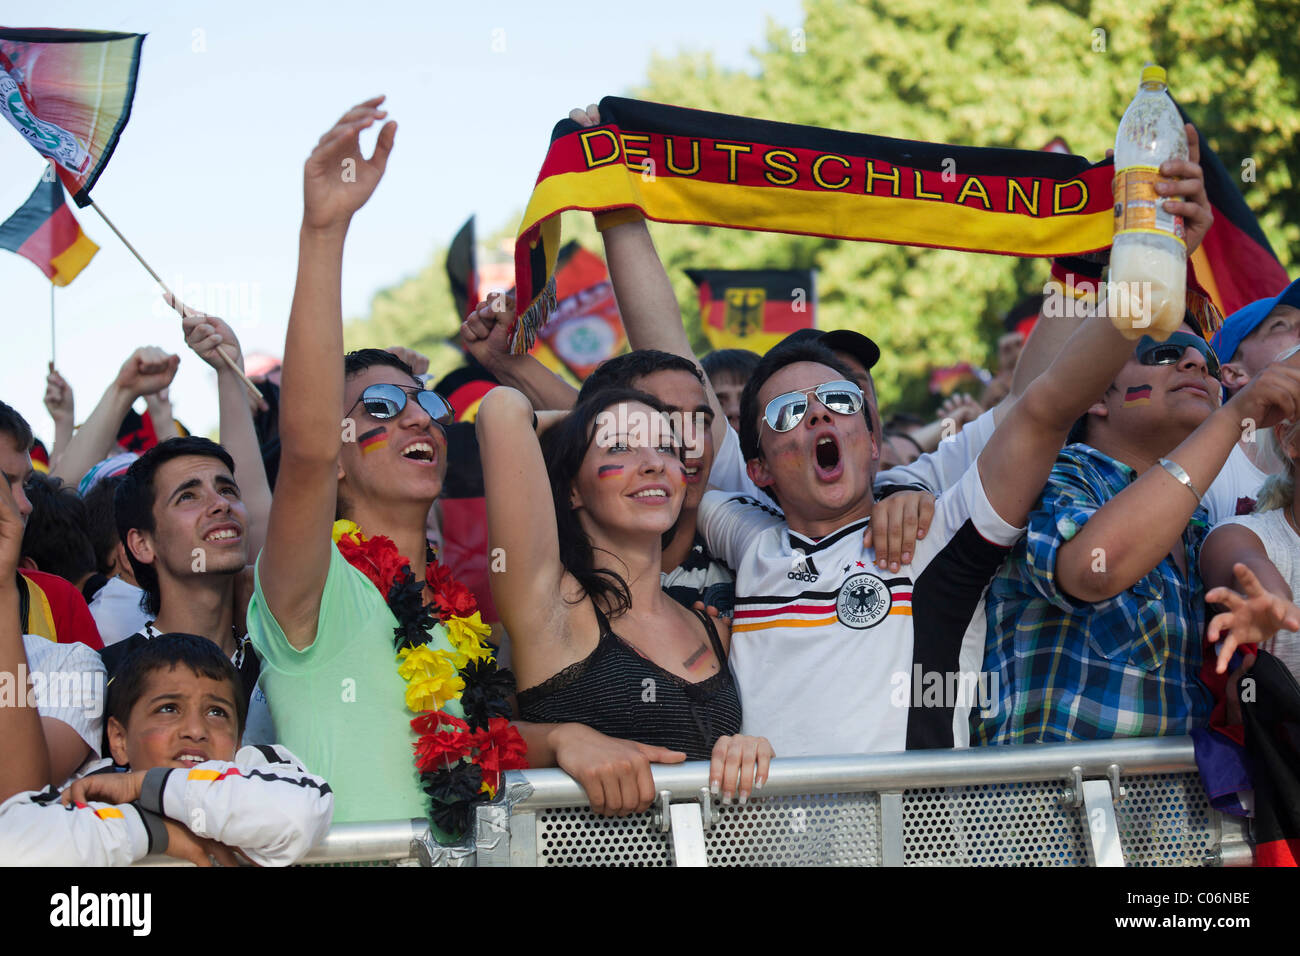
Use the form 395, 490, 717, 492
906, 518, 1011, 750
734, 587, 843, 606
254, 744, 284, 765
727, 495, 785, 520
243, 768, 333, 796
789, 518, 870, 554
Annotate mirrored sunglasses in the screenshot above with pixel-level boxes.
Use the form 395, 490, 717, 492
763, 380, 865, 433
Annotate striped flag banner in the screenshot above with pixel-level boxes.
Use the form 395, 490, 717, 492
511, 95, 1116, 351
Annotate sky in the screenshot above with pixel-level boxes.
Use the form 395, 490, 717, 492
2, 0, 804, 443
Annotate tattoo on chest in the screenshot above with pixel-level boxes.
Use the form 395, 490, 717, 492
683, 643, 710, 670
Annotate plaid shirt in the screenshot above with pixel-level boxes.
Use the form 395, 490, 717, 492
972, 444, 1214, 745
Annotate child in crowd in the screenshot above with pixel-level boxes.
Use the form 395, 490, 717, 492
0, 634, 332, 866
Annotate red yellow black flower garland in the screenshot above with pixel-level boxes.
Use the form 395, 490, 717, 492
333, 520, 528, 841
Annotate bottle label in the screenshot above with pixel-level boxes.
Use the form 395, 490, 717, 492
1112, 166, 1185, 245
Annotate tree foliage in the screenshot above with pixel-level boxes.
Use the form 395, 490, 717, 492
348, 0, 1298, 414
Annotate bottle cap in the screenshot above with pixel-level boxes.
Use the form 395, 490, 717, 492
1141, 64, 1167, 86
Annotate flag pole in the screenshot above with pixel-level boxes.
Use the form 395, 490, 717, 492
50, 283, 55, 367
88, 201, 265, 405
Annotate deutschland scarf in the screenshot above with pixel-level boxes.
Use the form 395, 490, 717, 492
511, 96, 1122, 352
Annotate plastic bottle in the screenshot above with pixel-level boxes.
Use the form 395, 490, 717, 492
1107, 64, 1188, 340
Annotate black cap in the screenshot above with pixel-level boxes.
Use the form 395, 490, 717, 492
775, 328, 880, 372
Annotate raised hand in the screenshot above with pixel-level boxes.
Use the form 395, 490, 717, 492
1206, 562, 1300, 674
384, 346, 430, 376
43, 363, 74, 426
115, 346, 180, 400
303, 96, 397, 233
1158, 124, 1213, 257
460, 293, 516, 368
939, 392, 982, 430
175, 293, 245, 371
568, 103, 601, 128
1225, 346, 1300, 432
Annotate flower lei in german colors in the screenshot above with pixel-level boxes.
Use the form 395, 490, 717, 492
333, 520, 527, 840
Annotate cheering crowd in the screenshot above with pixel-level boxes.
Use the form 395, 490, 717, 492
2, 96, 1299, 866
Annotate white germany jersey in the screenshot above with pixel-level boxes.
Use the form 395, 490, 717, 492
700, 462, 1023, 756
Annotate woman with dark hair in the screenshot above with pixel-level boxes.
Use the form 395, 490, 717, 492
478, 384, 772, 816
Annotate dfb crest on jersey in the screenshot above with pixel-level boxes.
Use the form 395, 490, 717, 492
836, 571, 891, 629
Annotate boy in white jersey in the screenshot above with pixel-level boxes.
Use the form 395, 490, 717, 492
700, 302, 1151, 755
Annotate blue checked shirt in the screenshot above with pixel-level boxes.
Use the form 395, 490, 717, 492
972, 444, 1214, 745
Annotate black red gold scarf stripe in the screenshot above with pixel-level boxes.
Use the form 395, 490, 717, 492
511, 96, 1118, 351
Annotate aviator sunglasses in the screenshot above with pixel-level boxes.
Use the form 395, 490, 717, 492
763, 380, 865, 432
348, 383, 454, 425
1135, 333, 1221, 381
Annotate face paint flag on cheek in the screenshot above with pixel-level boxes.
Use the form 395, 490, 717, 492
597, 465, 624, 479
1123, 385, 1153, 407
359, 425, 389, 454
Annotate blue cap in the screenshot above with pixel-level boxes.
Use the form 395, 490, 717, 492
1210, 276, 1300, 365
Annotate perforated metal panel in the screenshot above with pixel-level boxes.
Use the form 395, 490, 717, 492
1116, 771, 1215, 866
537, 807, 671, 866
534, 792, 881, 866
901, 781, 1089, 866
707, 792, 881, 866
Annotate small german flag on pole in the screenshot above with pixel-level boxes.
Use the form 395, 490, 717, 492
0, 172, 98, 285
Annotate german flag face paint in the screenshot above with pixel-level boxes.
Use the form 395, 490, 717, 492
359, 425, 389, 455
597, 464, 624, 479
1123, 385, 1153, 407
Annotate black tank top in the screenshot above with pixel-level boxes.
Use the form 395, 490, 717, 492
517, 604, 742, 761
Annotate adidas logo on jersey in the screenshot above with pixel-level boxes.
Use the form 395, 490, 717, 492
787, 551, 819, 582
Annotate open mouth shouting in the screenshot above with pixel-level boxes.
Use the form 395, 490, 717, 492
173, 749, 210, 766
813, 432, 843, 481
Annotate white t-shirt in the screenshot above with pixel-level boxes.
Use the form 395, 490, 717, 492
707, 424, 769, 502
699, 461, 1022, 757
1209, 508, 1300, 680
874, 407, 997, 495
24, 633, 106, 759
1204, 444, 1272, 525
87, 576, 150, 647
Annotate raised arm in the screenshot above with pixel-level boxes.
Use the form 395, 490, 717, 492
476, 386, 567, 644
259, 98, 396, 649
567, 105, 730, 462
977, 303, 1135, 528
1003, 128, 1211, 426
176, 298, 273, 558
50, 347, 179, 487
43, 363, 75, 471
461, 294, 580, 410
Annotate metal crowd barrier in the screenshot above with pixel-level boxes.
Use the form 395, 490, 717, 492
134, 736, 1252, 867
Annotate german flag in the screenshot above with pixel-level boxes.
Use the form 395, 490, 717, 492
537, 242, 626, 379
512, 96, 1116, 351
1176, 105, 1290, 317
687, 268, 814, 353
0, 173, 97, 285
